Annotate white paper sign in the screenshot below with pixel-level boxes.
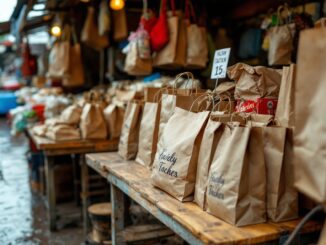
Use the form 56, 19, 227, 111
210, 48, 231, 79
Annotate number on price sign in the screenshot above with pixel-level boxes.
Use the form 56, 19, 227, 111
211, 48, 231, 79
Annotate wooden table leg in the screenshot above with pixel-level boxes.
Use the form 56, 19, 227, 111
81, 154, 90, 235
44, 155, 56, 231
111, 183, 126, 245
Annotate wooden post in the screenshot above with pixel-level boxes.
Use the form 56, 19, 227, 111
110, 183, 126, 245
44, 155, 56, 231
80, 154, 90, 235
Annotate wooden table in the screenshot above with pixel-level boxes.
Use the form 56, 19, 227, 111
86, 152, 322, 245
26, 129, 118, 232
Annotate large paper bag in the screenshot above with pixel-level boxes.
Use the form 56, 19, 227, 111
135, 101, 160, 168
153, 11, 186, 69
294, 28, 326, 205
194, 113, 225, 209
124, 41, 152, 76
268, 23, 295, 66
113, 9, 128, 41
48, 41, 70, 77
63, 43, 84, 87
118, 101, 142, 160
81, 7, 109, 50
151, 108, 209, 201
80, 98, 108, 139
263, 127, 298, 222
275, 65, 295, 128
185, 25, 208, 69
103, 102, 125, 140
206, 124, 266, 226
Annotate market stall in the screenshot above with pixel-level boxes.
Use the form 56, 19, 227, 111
0, 0, 325, 244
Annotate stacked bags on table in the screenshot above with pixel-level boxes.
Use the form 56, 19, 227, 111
32, 89, 140, 142
117, 70, 299, 227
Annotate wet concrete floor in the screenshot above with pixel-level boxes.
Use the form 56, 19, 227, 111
0, 118, 83, 245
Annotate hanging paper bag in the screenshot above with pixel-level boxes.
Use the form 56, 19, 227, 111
81, 7, 109, 50
153, 3, 186, 69
184, 0, 208, 69
151, 107, 210, 201
118, 101, 142, 160
113, 9, 128, 41
206, 123, 266, 226
98, 0, 111, 36
63, 27, 85, 87
47, 40, 70, 78
124, 41, 152, 76
268, 6, 295, 66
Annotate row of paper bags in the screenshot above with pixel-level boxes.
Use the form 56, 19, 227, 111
117, 72, 298, 226
33, 92, 125, 141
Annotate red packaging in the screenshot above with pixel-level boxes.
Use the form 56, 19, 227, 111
236, 98, 278, 115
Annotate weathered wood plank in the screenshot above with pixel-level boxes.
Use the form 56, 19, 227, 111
27, 128, 118, 153
86, 152, 322, 245
111, 184, 127, 245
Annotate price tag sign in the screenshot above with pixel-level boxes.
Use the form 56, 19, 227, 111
210, 48, 231, 79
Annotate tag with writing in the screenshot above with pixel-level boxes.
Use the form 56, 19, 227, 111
210, 48, 231, 79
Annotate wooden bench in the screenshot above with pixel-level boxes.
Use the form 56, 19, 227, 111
26, 129, 118, 232
86, 152, 322, 245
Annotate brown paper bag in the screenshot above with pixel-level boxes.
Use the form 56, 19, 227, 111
185, 25, 208, 69
263, 127, 298, 222
124, 41, 152, 76
294, 28, 326, 205
46, 124, 81, 141
194, 113, 225, 210
153, 11, 186, 69
151, 107, 210, 201
48, 41, 70, 78
268, 23, 295, 66
135, 102, 160, 168
81, 7, 109, 50
113, 9, 128, 41
318, 221, 326, 245
275, 65, 295, 128
63, 43, 84, 87
80, 96, 108, 139
60, 104, 82, 125
118, 101, 142, 160
206, 124, 266, 226
103, 102, 125, 140
227, 63, 282, 100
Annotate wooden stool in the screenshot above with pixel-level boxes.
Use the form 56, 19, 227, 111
88, 202, 112, 244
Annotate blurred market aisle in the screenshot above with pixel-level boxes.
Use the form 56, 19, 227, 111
0, 118, 83, 245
